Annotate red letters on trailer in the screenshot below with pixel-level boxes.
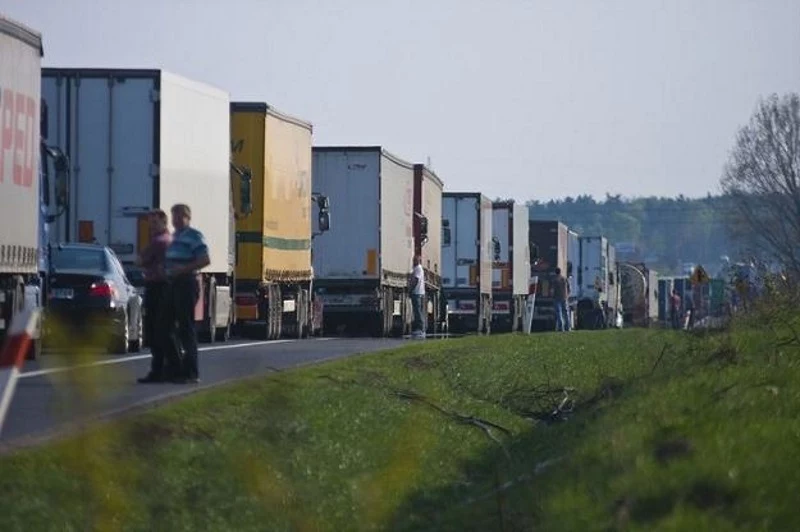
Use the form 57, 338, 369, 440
0, 87, 36, 188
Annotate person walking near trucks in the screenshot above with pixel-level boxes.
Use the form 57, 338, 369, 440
136, 210, 174, 383
165, 204, 210, 384
670, 289, 682, 330
410, 256, 426, 339
552, 267, 570, 332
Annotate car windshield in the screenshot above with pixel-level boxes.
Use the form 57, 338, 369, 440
51, 248, 107, 272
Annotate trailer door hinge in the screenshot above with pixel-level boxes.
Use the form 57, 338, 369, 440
149, 89, 160, 102
149, 164, 160, 177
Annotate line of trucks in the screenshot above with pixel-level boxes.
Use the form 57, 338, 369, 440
1, 14, 660, 358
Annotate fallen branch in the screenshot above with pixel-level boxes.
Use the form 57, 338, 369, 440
454, 456, 565, 508
393, 389, 512, 458
651, 344, 671, 374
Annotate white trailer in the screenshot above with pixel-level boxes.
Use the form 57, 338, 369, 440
41, 68, 234, 342
311, 146, 414, 336
577, 235, 622, 329
413, 164, 444, 333
0, 15, 69, 358
490, 201, 530, 332
441, 193, 493, 334
0, 16, 42, 352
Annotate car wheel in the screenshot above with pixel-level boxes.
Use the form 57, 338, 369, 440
111, 308, 130, 355
128, 308, 142, 352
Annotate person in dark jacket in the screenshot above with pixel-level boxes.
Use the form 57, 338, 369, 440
136, 210, 175, 383
164, 204, 210, 384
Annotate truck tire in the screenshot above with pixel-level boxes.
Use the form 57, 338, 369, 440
296, 289, 306, 339
201, 277, 217, 344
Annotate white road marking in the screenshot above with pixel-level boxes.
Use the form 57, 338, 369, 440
19, 338, 335, 379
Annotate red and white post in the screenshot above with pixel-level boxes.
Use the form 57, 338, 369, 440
0, 307, 39, 435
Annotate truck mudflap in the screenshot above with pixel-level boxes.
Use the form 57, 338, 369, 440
311, 296, 324, 334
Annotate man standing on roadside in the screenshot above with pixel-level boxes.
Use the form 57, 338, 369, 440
136, 210, 174, 383
552, 267, 570, 332
670, 289, 682, 330
409, 255, 426, 339
164, 204, 210, 384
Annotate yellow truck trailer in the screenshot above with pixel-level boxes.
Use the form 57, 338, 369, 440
230, 102, 329, 339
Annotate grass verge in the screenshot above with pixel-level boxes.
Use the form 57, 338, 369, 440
1, 317, 799, 531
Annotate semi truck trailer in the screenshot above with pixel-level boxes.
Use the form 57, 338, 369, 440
490, 201, 530, 332
441, 193, 493, 334
312, 146, 413, 337
412, 164, 443, 334
576, 235, 622, 329
230, 102, 328, 340
0, 15, 68, 358
41, 68, 237, 347
528, 220, 572, 330
619, 262, 658, 327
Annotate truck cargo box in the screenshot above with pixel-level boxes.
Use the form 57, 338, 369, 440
441, 193, 493, 296
567, 229, 580, 298
441, 192, 493, 333
312, 146, 414, 286
491, 201, 529, 297
577, 235, 609, 305
529, 220, 569, 296
0, 15, 42, 276
413, 164, 443, 287
231, 102, 313, 283
41, 68, 232, 275
490, 201, 529, 331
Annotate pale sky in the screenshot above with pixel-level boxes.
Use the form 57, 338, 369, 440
4, 0, 798, 202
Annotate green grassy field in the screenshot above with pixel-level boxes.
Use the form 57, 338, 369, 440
1, 312, 799, 531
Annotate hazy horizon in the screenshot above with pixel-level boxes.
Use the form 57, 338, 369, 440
3, 0, 798, 203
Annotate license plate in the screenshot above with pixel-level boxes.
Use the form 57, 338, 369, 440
51, 288, 74, 300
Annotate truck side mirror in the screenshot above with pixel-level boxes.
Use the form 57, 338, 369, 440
53, 153, 69, 209
492, 237, 501, 261
419, 216, 429, 245
442, 219, 451, 247
239, 168, 253, 216
567, 260, 573, 276
317, 195, 330, 211
318, 211, 330, 233
40, 99, 49, 141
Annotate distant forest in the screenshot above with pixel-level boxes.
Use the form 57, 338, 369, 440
524, 194, 735, 276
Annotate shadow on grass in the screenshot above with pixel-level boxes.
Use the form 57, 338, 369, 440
384, 339, 748, 532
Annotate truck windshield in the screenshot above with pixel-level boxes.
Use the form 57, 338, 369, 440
51, 248, 107, 272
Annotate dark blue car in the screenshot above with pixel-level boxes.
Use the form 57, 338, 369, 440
44, 243, 143, 354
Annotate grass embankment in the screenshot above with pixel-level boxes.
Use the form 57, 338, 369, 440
2, 313, 800, 531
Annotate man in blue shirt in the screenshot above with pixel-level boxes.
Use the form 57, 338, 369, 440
165, 203, 210, 383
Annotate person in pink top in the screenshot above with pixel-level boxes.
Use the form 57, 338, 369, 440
136, 210, 175, 383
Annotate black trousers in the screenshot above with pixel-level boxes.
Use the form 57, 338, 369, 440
165, 275, 200, 379
144, 281, 180, 378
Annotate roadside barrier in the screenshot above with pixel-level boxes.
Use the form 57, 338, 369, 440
0, 307, 39, 435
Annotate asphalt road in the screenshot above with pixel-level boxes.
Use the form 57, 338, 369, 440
0, 337, 408, 451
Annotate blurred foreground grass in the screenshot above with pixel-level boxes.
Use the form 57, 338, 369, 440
2, 314, 800, 531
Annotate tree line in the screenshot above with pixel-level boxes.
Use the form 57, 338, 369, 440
524, 194, 734, 276
520, 92, 799, 280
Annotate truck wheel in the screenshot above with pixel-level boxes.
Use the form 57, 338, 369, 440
295, 290, 304, 339
266, 285, 277, 340
275, 285, 284, 338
